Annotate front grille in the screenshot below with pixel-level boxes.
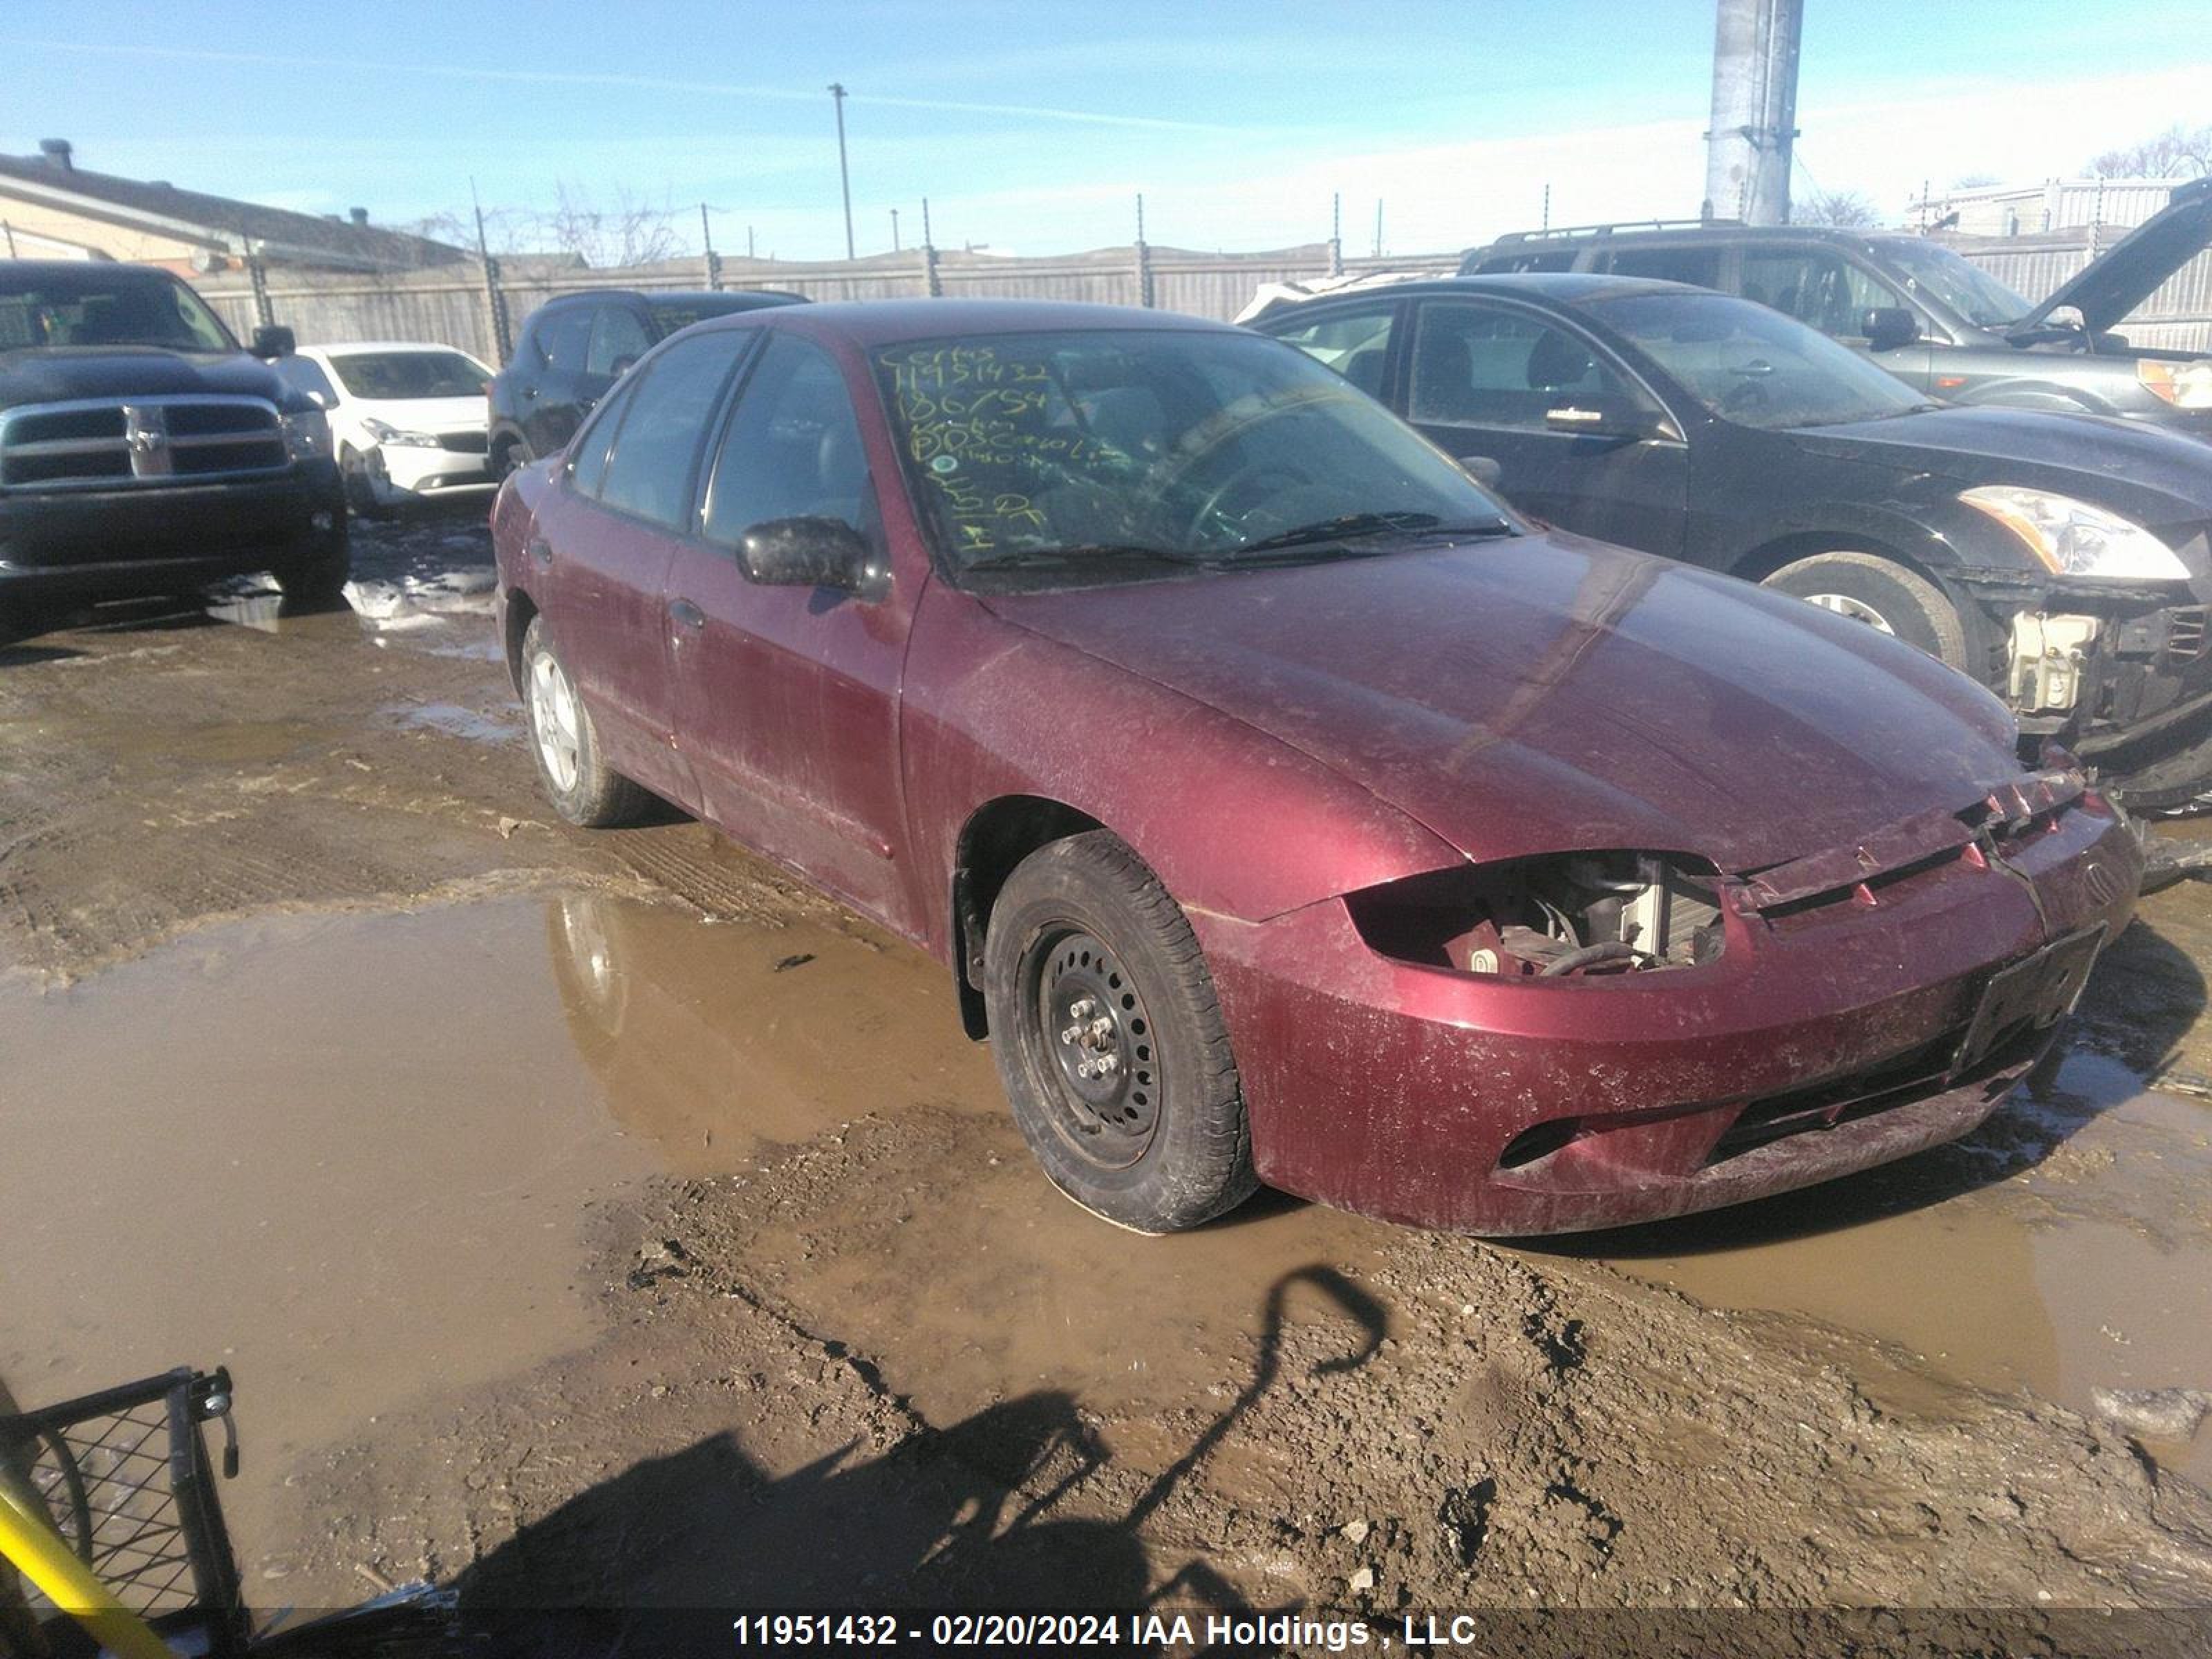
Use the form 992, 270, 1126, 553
438, 429, 489, 454
0, 396, 288, 491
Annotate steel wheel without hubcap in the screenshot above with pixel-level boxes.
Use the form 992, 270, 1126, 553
1029, 928, 1160, 1168
1800, 592, 1896, 634
984, 830, 1256, 1232
529, 649, 583, 794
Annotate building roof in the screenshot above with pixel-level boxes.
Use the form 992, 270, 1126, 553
0, 147, 469, 271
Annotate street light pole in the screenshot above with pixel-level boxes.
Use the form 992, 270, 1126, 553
828, 82, 855, 260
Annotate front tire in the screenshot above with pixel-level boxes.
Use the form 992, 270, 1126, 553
521, 615, 650, 827
984, 831, 1257, 1233
1763, 551, 1968, 669
274, 517, 352, 610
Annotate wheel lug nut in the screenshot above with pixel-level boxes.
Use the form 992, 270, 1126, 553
1089, 1017, 1113, 1040
1070, 998, 1096, 1018
1060, 1024, 1080, 1044
1095, 1054, 1119, 1076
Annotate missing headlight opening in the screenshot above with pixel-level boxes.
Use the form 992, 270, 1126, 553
1347, 854, 1726, 978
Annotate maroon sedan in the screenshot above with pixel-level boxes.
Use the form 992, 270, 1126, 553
490, 299, 2141, 1235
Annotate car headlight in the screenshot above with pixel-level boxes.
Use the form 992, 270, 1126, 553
1958, 486, 2188, 581
361, 416, 442, 448
1343, 852, 1727, 979
2138, 359, 2212, 411
279, 407, 332, 461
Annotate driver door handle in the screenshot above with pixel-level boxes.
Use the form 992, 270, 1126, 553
668, 598, 706, 631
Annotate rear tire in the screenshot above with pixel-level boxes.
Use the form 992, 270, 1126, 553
983, 830, 1257, 1233
1763, 551, 1968, 670
520, 615, 650, 828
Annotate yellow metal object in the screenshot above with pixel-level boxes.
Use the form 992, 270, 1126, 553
0, 1477, 174, 1659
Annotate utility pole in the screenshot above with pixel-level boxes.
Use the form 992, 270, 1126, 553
890, 207, 901, 252
471, 176, 509, 365
1541, 182, 1551, 232
1703, 0, 1802, 226
828, 82, 855, 259
1373, 198, 1383, 259
700, 203, 722, 289
1327, 191, 1342, 276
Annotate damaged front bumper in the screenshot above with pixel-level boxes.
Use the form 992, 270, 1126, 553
1960, 563, 2212, 803
1194, 778, 2140, 1235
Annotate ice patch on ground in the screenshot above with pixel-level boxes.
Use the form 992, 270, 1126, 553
345, 570, 498, 631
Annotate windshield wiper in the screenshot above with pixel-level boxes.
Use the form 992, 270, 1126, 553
961, 542, 1210, 574
1232, 512, 1515, 556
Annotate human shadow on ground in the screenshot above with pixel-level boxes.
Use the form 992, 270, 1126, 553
449, 1266, 1385, 1657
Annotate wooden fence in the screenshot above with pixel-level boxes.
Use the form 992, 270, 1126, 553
189, 231, 2212, 362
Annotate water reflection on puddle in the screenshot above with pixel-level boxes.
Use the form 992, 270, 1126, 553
1573, 1048, 2212, 1483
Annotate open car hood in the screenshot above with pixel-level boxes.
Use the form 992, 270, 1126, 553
980, 533, 2025, 877
2012, 177, 2212, 338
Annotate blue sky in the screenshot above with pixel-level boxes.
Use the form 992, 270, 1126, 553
6, 1, 2210, 261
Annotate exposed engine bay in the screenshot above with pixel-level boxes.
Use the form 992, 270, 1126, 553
1348, 853, 1727, 978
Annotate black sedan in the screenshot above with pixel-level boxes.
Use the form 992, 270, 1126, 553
1248, 274, 2212, 807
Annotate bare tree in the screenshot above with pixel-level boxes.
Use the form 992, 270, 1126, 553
1795, 189, 1883, 228
541, 183, 682, 268
2086, 124, 2212, 180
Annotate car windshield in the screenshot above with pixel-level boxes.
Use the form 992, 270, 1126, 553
1588, 290, 1929, 430
1878, 238, 2032, 330
0, 269, 237, 353
328, 349, 489, 400
873, 328, 1514, 584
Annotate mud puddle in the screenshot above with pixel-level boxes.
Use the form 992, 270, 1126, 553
0, 886, 992, 1576
1570, 1046, 2212, 1485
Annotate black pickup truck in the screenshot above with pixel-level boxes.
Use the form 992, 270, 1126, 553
0, 260, 349, 639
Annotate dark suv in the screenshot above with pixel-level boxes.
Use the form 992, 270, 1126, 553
1462, 181, 2212, 442
486, 288, 803, 477
1, 261, 349, 639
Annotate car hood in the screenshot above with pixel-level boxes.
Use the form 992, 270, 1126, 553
978, 534, 2024, 877
1783, 404, 2212, 520
2014, 177, 2212, 337
341, 394, 487, 431
0, 346, 299, 411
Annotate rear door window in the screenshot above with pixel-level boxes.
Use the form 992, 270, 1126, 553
587, 306, 655, 377
594, 332, 753, 529
533, 308, 592, 373
1267, 301, 1401, 398
1604, 245, 1724, 287
1409, 300, 1651, 430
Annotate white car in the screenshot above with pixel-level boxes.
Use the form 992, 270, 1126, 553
274, 342, 498, 515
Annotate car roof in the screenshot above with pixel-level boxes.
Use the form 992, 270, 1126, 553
1261, 272, 1705, 312
0, 258, 186, 282
701, 297, 1232, 348
537, 288, 796, 308
1473, 223, 1912, 253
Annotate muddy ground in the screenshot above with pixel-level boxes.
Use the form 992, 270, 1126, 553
6, 513, 2212, 1655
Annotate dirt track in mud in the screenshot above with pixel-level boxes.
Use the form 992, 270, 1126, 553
6, 514, 2212, 1653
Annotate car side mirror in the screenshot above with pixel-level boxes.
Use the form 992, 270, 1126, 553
1455, 454, 1505, 490
1543, 396, 1676, 442
251, 324, 296, 359
1860, 307, 1920, 352
739, 516, 873, 591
